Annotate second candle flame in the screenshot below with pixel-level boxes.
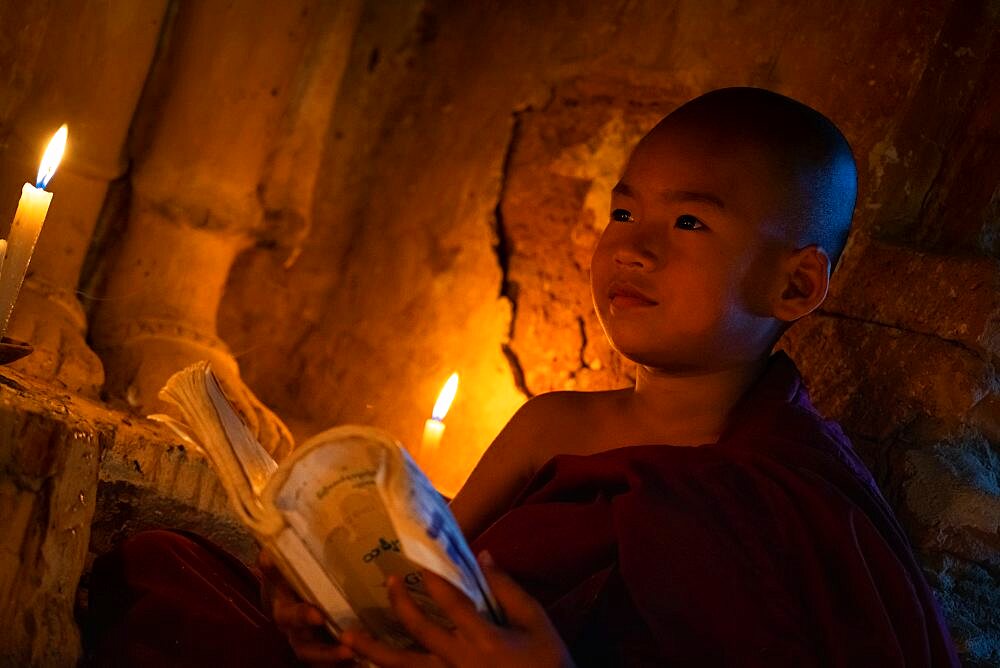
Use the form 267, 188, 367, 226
36, 124, 68, 189
432, 372, 459, 421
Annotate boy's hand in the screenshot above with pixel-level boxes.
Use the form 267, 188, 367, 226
341, 552, 576, 668
258, 549, 358, 666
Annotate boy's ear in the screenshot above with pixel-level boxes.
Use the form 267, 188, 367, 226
771, 245, 831, 322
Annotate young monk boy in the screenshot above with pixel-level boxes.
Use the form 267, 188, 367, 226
264, 87, 960, 667
90, 88, 960, 667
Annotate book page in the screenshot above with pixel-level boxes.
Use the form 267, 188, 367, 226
266, 526, 358, 634
158, 362, 279, 531
376, 441, 503, 624
265, 428, 455, 649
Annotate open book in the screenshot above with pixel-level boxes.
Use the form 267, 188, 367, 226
154, 362, 502, 649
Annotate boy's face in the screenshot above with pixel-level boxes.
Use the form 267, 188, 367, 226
590, 121, 791, 372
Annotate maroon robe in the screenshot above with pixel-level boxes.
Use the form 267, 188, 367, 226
88, 529, 298, 667
471, 352, 959, 667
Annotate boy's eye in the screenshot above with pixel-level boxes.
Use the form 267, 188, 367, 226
675, 214, 705, 230
611, 208, 635, 223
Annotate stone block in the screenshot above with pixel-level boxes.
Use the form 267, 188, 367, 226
92, 418, 255, 564
829, 236, 1000, 358
920, 553, 1000, 667
0, 371, 100, 666
902, 431, 1000, 564
860, 0, 998, 256
778, 314, 995, 440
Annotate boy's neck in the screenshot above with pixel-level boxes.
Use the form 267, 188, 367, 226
627, 356, 769, 446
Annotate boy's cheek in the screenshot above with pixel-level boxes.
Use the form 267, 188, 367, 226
589, 268, 610, 309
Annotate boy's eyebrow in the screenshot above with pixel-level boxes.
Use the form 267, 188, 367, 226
612, 182, 726, 210
664, 189, 726, 210
611, 182, 636, 198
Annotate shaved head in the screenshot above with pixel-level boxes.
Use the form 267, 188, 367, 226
649, 87, 857, 269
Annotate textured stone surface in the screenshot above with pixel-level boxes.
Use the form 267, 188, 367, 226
91, 419, 254, 564
222, 0, 535, 494
862, 0, 999, 256
921, 553, 1000, 667
0, 368, 99, 666
85, 0, 364, 461
828, 236, 1000, 358
903, 432, 1000, 565
0, 365, 254, 664
778, 315, 994, 439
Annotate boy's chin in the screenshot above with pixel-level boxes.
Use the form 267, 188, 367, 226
615, 344, 772, 374
606, 325, 772, 372
610, 343, 710, 373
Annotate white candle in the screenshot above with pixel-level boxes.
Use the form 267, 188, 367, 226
421, 417, 446, 454
0, 125, 67, 339
419, 372, 459, 461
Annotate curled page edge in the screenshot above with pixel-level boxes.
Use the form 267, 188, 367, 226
201, 366, 278, 495
147, 413, 206, 456
157, 361, 280, 534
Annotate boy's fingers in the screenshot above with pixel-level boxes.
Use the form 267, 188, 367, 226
259, 550, 300, 610
258, 549, 290, 586
386, 576, 458, 659
291, 638, 356, 664
341, 630, 437, 668
270, 576, 298, 603
422, 571, 493, 642
273, 598, 324, 629
478, 553, 545, 626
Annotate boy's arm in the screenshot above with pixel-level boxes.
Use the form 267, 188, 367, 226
449, 396, 555, 541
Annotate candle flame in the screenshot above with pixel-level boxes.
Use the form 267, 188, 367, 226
35, 124, 68, 189
431, 372, 459, 421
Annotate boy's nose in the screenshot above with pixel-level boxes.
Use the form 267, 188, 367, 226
613, 233, 660, 269
614, 246, 651, 268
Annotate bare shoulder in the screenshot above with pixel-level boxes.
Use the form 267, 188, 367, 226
449, 388, 626, 539
510, 388, 628, 466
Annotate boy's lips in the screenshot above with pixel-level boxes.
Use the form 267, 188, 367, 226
608, 281, 658, 309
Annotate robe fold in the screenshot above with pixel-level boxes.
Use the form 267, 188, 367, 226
471, 352, 959, 667
88, 529, 298, 667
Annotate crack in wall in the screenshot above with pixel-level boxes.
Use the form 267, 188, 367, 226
501, 344, 530, 398
815, 307, 996, 367
493, 110, 532, 398
576, 315, 590, 370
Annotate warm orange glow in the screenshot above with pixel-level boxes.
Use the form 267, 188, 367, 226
431, 372, 459, 420
35, 124, 67, 189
